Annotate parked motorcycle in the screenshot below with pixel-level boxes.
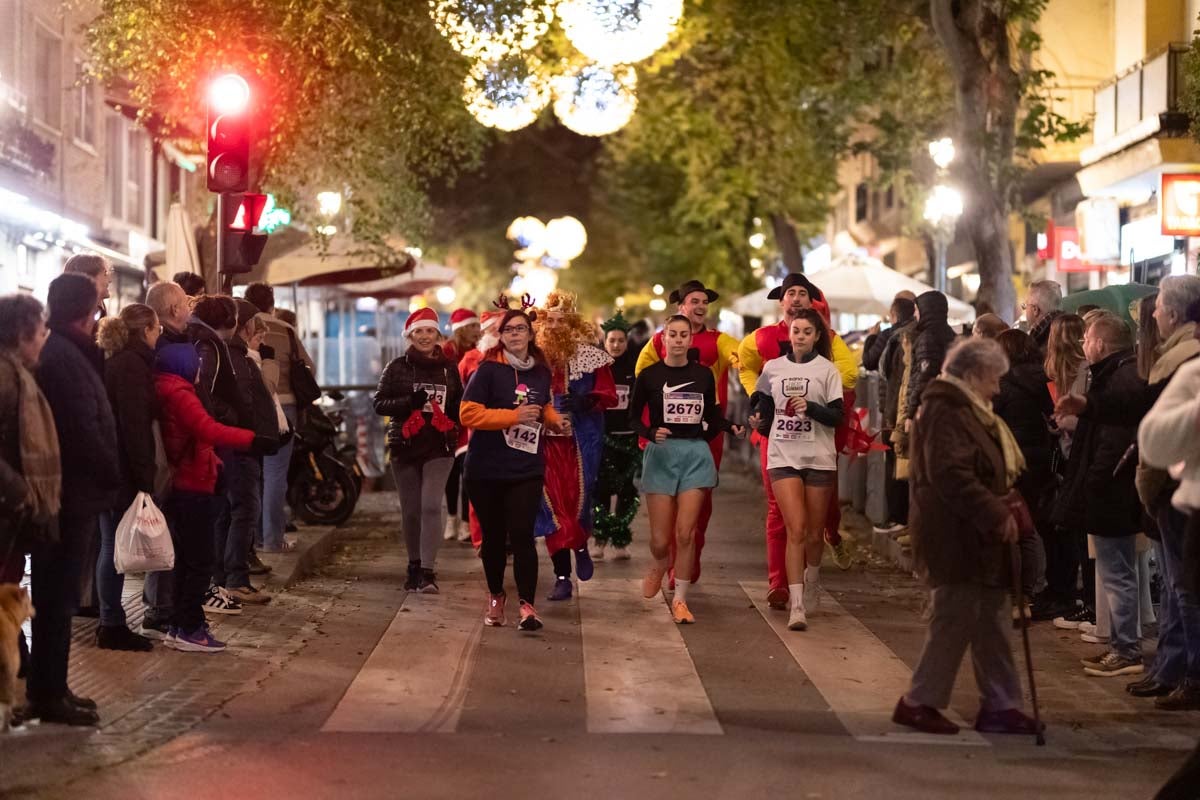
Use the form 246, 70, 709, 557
288, 397, 360, 526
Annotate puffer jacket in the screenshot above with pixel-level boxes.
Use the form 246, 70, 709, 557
155, 372, 255, 495
1052, 349, 1143, 537
905, 292, 958, 421
374, 347, 463, 465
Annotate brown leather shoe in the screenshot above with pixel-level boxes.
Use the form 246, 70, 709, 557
892, 698, 960, 735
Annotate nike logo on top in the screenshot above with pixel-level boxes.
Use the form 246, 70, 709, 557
663, 382, 695, 394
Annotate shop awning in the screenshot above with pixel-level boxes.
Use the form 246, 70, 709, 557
262, 236, 415, 286
336, 261, 457, 298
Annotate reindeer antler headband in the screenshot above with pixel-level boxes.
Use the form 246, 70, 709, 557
492, 292, 538, 320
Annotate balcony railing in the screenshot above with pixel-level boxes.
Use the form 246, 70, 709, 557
1081, 43, 1190, 166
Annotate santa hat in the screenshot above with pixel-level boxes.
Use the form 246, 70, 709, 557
449, 308, 478, 331
479, 309, 505, 332
404, 307, 440, 338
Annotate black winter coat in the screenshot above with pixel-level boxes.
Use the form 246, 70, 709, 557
605, 349, 637, 433
103, 338, 158, 508
228, 336, 281, 442
1052, 349, 1143, 538
874, 317, 915, 430
36, 325, 120, 516
905, 293, 957, 420
189, 319, 244, 426
993, 361, 1053, 485
374, 348, 463, 465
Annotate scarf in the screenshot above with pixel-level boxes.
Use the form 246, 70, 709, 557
400, 399, 456, 439
1, 352, 61, 519
939, 374, 1026, 488
504, 350, 536, 371
1150, 323, 1200, 385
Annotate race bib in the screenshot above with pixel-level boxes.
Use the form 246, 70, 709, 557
782, 376, 810, 398
504, 422, 543, 454
615, 385, 630, 410
663, 392, 704, 425
416, 383, 447, 413
772, 415, 815, 442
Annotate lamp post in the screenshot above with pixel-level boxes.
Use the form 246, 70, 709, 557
924, 138, 962, 294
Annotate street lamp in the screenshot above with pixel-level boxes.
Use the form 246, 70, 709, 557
929, 137, 955, 170
924, 184, 963, 294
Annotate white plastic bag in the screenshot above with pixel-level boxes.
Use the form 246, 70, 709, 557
115, 492, 175, 574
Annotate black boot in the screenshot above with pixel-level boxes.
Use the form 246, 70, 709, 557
404, 561, 421, 591
96, 625, 155, 652
30, 697, 100, 726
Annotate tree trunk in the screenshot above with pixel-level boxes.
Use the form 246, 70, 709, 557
770, 213, 804, 273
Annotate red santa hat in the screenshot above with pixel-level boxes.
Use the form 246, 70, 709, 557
404, 307, 440, 338
479, 309, 505, 332
449, 308, 478, 331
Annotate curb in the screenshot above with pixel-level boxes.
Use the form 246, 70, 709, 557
261, 524, 339, 589
867, 527, 914, 574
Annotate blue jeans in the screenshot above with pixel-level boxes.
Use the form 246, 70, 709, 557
214, 454, 261, 589
1151, 507, 1200, 684
96, 509, 127, 627
1092, 535, 1140, 659
261, 404, 296, 550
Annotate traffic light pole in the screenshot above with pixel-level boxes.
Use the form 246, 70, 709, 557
217, 192, 232, 295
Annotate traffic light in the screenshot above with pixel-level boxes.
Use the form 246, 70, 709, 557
206, 73, 252, 192
219, 193, 270, 273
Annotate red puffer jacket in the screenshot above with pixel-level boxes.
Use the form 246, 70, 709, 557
155, 373, 255, 494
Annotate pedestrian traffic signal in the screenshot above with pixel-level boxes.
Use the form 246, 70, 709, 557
206, 73, 252, 192
219, 193, 270, 273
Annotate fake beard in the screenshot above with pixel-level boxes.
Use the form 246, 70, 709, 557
537, 323, 584, 368
476, 332, 499, 353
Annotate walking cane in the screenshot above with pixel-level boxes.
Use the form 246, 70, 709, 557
1010, 542, 1046, 746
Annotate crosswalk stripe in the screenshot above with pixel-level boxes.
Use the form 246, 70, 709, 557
740, 581, 988, 746
578, 578, 723, 735
321, 583, 481, 734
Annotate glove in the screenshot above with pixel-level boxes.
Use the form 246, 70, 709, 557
259, 344, 276, 360
251, 435, 281, 456
557, 393, 579, 414
412, 389, 429, 409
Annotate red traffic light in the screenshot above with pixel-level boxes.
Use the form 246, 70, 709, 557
229, 193, 268, 231
208, 73, 250, 116
206, 72, 252, 193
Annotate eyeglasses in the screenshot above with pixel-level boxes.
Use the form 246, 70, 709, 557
501, 325, 529, 334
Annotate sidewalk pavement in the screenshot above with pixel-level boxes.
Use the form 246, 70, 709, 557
0, 517, 342, 798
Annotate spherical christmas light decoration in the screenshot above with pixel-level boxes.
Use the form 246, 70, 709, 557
507, 215, 548, 259
552, 63, 637, 137
558, 0, 684, 66
429, 0, 554, 62
545, 216, 588, 262
463, 56, 551, 131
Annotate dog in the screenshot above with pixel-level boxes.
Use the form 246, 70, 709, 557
0, 583, 35, 732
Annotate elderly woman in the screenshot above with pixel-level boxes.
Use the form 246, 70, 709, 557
892, 338, 1042, 736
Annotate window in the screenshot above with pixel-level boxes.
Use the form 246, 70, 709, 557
0, 1, 19, 97
854, 182, 869, 223
33, 23, 61, 129
73, 58, 96, 146
105, 112, 151, 228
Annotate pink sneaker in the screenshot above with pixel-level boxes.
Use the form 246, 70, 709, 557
485, 593, 506, 627
518, 601, 543, 632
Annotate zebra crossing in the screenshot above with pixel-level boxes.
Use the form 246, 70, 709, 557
321, 556, 987, 745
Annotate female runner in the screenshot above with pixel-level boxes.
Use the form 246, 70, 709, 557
459, 304, 569, 632
749, 309, 843, 631
629, 315, 743, 624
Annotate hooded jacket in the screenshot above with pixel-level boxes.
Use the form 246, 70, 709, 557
905, 291, 958, 421
103, 337, 159, 506
227, 335, 281, 442
154, 344, 255, 494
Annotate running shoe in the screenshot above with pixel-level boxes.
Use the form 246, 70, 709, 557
872, 522, 906, 535
766, 587, 788, 610
485, 593, 507, 627
443, 517, 460, 541
548, 577, 573, 602
827, 537, 853, 570
574, 547, 595, 581
611, 546, 631, 561
671, 599, 695, 624
1081, 629, 1109, 645
788, 606, 808, 631
403, 562, 421, 592
139, 617, 171, 641
417, 569, 439, 595
1083, 652, 1144, 677
202, 585, 243, 616
803, 582, 821, 615
589, 540, 607, 560
642, 566, 666, 599
1053, 605, 1095, 630
172, 624, 226, 653
518, 601, 543, 632
226, 585, 272, 605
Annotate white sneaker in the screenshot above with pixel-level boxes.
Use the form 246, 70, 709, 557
611, 546, 631, 561
1081, 630, 1110, 644
589, 540, 606, 560
802, 582, 820, 615
788, 606, 808, 631
444, 516, 460, 541
457, 523, 473, 543
873, 522, 905, 535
